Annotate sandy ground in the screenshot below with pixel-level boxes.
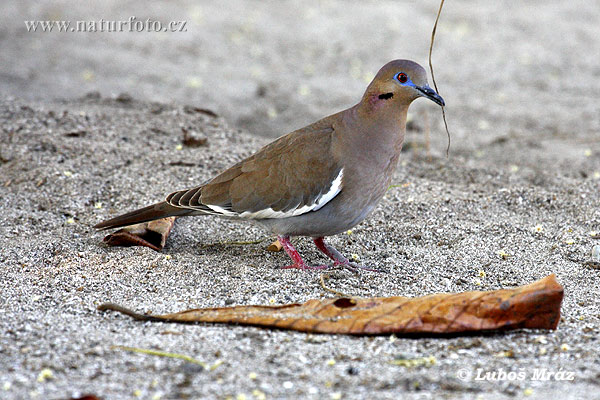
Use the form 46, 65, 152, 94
1, 0, 600, 399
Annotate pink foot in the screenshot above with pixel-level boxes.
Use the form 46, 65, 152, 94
279, 263, 329, 270
330, 260, 382, 273
313, 237, 386, 273
276, 236, 385, 272
277, 236, 330, 270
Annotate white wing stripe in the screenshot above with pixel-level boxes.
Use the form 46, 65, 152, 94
217, 168, 345, 219
313, 168, 343, 211
206, 204, 237, 216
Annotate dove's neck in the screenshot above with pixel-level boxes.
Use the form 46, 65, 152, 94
329, 102, 408, 203
340, 102, 408, 161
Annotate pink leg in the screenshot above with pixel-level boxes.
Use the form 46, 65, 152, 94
313, 237, 383, 272
278, 236, 328, 270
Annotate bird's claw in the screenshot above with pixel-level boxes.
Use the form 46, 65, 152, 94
279, 262, 384, 272
279, 263, 329, 270
331, 260, 386, 273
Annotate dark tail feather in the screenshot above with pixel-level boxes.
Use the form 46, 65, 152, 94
94, 201, 194, 230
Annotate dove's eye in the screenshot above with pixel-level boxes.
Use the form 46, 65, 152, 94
396, 73, 408, 84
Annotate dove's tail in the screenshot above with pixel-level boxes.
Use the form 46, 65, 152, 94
94, 201, 195, 230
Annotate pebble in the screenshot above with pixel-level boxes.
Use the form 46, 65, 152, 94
592, 245, 600, 263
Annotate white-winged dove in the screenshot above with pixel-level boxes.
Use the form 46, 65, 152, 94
95, 59, 445, 271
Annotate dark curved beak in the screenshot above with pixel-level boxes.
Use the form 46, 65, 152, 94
417, 85, 445, 107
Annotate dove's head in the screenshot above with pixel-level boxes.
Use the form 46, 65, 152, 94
363, 59, 445, 108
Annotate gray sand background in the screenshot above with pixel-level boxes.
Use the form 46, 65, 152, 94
1, 1, 599, 399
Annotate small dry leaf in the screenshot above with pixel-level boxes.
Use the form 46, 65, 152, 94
266, 239, 283, 252
183, 105, 219, 118
70, 396, 102, 400
63, 130, 87, 138
99, 275, 563, 336
181, 127, 208, 147
103, 217, 176, 251
390, 355, 436, 367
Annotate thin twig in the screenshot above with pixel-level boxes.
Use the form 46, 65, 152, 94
111, 345, 208, 368
319, 273, 351, 298
429, 0, 451, 157
199, 237, 269, 249
387, 183, 411, 190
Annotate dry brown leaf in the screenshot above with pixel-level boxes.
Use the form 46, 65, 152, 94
183, 105, 219, 118
266, 239, 283, 252
98, 274, 563, 336
102, 217, 176, 251
181, 127, 208, 147
70, 396, 102, 400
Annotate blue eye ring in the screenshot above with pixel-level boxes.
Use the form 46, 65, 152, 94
395, 72, 409, 84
